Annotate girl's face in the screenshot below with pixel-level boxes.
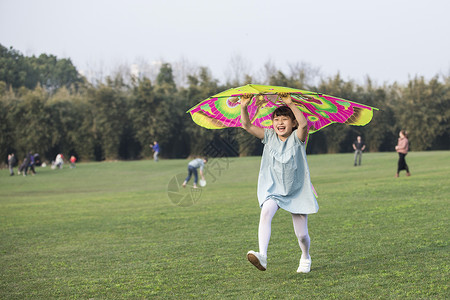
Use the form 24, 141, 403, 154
273, 115, 297, 139
399, 131, 404, 138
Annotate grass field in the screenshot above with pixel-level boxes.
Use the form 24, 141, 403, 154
1, 151, 449, 299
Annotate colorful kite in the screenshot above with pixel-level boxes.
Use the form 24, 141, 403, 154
187, 84, 378, 133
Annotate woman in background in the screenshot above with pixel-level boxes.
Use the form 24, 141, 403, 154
395, 130, 410, 177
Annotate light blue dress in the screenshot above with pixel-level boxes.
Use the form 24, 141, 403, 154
257, 129, 319, 214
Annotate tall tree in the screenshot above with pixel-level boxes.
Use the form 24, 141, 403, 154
391, 76, 450, 150
7, 85, 53, 157
0, 44, 84, 91
0, 44, 30, 89
156, 63, 176, 93
88, 77, 128, 160
129, 77, 155, 158
356, 78, 397, 152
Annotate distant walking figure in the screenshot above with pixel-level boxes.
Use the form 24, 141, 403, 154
18, 156, 29, 176
352, 136, 366, 166
395, 130, 410, 177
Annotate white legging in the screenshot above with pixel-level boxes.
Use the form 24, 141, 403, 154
258, 199, 310, 259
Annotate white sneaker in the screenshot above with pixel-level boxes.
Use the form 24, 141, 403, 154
297, 257, 311, 273
247, 250, 267, 271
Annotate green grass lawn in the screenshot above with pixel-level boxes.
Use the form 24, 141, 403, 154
1, 151, 449, 299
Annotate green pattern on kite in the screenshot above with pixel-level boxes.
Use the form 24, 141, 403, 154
187, 84, 378, 134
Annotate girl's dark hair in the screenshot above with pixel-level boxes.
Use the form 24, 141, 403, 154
400, 130, 408, 138
271, 106, 298, 129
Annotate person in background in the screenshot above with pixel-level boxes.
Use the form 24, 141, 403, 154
55, 153, 64, 169
8, 153, 16, 176
70, 155, 77, 168
352, 136, 366, 166
34, 153, 41, 166
182, 157, 208, 189
150, 141, 160, 162
395, 130, 410, 177
27, 151, 36, 175
18, 155, 29, 176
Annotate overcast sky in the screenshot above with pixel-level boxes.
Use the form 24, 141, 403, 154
1, 0, 449, 85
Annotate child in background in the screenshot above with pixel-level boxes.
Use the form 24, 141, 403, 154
240, 92, 318, 273
70, 156, 77, 168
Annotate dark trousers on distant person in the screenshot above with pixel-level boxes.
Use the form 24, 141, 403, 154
28, 164, 36, 175
19, 163, 27, 175
185, 166, 198, 185
397, 153, 410, 174
354, 150, 362, 166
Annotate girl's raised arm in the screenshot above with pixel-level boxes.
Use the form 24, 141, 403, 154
279, 93, 308, 143
240, 94, 265, 139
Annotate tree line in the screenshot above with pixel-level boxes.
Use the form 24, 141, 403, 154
1, 44, 449, 164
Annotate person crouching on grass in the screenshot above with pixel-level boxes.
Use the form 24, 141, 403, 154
182, 157, 208, 189
240, 92, 319, 273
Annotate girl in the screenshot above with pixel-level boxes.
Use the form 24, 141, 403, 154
395, 130, 410, 177
240, 92, 318, 273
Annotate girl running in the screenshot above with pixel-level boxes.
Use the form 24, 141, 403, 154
240, 92, 318, 273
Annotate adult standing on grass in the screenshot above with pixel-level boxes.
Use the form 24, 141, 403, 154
395, 130, 410, 177
241, 92, 318, 273
182, 157, 208, 189
352, 136, 366, 166
8, 153, 16, 176
150, 141, 160, 162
